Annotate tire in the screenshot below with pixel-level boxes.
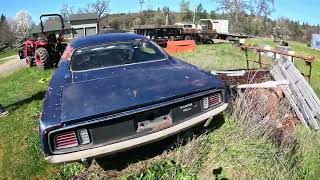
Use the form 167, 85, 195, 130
25, 56, 35, 67
184, 35, 193, 40
18, 49, 24, 59
35, 47, 50, 69
226, 36, 232, 41
205, 40, 214, 44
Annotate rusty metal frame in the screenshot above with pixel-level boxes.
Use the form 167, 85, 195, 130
241, 46, 316, 83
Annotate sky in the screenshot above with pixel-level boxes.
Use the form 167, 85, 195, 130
0, 0, 320, 25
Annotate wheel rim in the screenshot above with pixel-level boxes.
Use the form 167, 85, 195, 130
36, 54, 41, 65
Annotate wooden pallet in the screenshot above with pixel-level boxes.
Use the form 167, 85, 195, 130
270, 58, 320, 130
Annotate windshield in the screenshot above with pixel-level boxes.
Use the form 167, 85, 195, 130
71, 40, 166, 71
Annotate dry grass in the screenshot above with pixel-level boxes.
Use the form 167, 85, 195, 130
72, 132, 206, 179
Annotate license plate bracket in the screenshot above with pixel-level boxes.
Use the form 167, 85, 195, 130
136, 114, 173, 133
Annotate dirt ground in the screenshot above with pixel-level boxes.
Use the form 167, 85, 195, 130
0, 55, 27, 77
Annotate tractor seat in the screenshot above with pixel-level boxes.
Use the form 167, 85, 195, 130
47, 34, 57, 44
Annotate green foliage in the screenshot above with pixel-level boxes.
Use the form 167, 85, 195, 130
179, 0, 193, 22
127, 160, 196, 180
0, 14, 15, 49
195, 3, 208, 22
57, 163, 85, 179
292, 127, 320, 179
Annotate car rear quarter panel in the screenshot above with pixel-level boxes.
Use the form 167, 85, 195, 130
40, 60, 72, 154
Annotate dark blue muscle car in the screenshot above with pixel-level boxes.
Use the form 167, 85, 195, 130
40, 33, 228, 164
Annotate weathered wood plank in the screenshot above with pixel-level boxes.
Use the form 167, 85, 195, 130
270, 58, 320, 130
270, 67, 308, 127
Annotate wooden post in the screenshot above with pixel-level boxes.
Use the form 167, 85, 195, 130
308, 62, 312, 83
258, 51, 262, 68
245, 48, 249, 69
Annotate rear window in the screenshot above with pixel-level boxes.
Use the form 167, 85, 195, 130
71, 40, 166, 71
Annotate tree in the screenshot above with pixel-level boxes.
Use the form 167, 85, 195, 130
179, 0, 193, 21
139, 0, 146, 12
162, 6, 170, 14
254, 0, 274, 28
0, 14, 14, 49
60, 4, 74, 19
85, 0, 110, 19
196, 3, 208, 21
210, 10, 218, 19
215, 0, 249, 32
12, 10, 32, 43
254, 0, 274, 18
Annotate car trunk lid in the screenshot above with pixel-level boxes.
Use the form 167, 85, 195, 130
60, 66, 224, 124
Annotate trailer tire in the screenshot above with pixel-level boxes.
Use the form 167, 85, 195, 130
184, 35, 193, 40
205, 40, 214, 44
35, 48, 50, 69
226, 36, 232, 41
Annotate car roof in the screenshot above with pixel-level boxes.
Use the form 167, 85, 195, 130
70, 33, 145, 49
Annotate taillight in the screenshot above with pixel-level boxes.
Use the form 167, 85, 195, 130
209, 93, 221, 106
202, 93, 222, 110
54, 131, 78, 150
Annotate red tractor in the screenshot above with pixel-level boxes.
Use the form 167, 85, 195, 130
18, 14, 67, 69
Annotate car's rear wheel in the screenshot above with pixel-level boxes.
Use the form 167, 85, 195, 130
35, 47, 50, 69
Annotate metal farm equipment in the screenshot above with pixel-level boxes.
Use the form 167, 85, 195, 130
18, 14, 67, 69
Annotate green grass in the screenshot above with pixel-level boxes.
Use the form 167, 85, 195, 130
0, 49, 18, 60
127, 116, 294, 179
0, 68, 84, 179
1, 38, 320, 179
0, 49, 18, 65
175, 44, 248, 71
129, 39, 320, 179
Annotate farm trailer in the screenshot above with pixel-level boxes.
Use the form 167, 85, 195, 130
133, 19, 248, 47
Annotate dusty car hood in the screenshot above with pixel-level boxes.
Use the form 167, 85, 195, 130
60, 66, 224, 124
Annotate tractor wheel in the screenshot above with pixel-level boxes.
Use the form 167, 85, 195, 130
35, 48, 50, 69
25, 56, 35, 67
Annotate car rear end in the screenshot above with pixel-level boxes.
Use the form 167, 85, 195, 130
46, 89, 227, 163
41, 33, 228, 163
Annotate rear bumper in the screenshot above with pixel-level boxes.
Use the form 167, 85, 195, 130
45, 103, 228, 164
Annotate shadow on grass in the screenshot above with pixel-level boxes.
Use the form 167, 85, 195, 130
4, 91, 46, 111
96, 113, 226, 171
212, 167, 229, 180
